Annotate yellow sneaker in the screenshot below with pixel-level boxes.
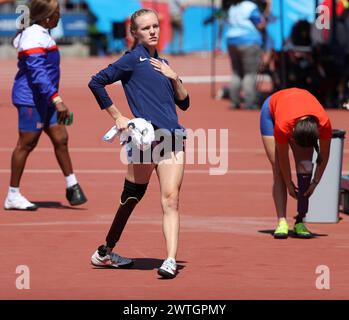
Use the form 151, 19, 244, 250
274, 220, 289, 239
293, 223, 313, 238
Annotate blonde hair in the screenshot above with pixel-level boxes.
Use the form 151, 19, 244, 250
29, 0, 58, 25
130, 8, 159, 49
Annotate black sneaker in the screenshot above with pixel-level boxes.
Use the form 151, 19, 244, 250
66, 183, 87, 206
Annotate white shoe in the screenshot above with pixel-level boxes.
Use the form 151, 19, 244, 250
91, 245, 133, 268
158, 258, 177, 279
4, 194, 38, 211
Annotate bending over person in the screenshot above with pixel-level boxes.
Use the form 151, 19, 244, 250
260, 88, 332, 238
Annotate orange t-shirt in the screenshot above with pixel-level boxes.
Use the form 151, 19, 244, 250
269, 88, 332, 144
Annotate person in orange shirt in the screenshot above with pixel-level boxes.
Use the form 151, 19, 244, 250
260, 88, 332, 238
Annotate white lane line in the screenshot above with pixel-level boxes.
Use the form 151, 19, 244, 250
0, 168, 348, 175
0, 147, 267, 153
0, 216, 276, 228
0, 147, 348, 154
0, 75, 233, 85
0, 169, 273, 174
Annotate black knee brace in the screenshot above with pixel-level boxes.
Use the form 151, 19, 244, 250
120, 179, 148, 204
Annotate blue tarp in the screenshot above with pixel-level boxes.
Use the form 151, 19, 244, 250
0, 0, 317, 52
167, 6, 215, 53
165, 0, 317, 53
267, 0, 316, 51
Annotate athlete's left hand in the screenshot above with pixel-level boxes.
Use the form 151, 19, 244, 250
150, 58, 178, 80
55, 101, 70, 125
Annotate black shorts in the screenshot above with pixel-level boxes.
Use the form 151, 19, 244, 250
126, 133, 185, 164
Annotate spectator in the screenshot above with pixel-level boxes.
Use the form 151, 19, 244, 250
168, 0, 185, 55
226, 0, 265, 109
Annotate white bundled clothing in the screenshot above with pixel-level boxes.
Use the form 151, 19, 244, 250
103, 118, 155, 151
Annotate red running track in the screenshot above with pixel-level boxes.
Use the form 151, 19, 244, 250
0, 55, 349, 299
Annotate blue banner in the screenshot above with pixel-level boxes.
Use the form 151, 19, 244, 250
0, 13, 18, 37
60, 13, 89, 37
0, 13, 88, 38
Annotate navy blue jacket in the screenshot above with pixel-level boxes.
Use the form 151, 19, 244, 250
88, 44, 189, 134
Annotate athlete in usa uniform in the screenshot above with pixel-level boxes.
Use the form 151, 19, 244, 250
4, 0, 87, 211
89, 8, 190, 278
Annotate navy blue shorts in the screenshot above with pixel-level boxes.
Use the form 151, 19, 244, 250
16, 105, 58, 132
259, 96, 274, 136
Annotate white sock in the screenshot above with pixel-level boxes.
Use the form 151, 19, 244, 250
8, 187, 20, 199
65, 174, 78, 188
